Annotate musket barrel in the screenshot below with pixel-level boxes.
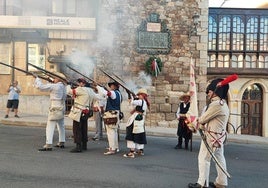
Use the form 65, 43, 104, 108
66, 64, 105, 89
66, 64, 94, 82
98, 67, 135, 98
0, 62, 52, 82
28, 62, 67, 82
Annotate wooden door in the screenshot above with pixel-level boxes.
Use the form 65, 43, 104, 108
241, 84, 262, 136
241, 101, 262, 136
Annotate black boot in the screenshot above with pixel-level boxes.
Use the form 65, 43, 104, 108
70, 143, 82, 153
82, 142, 87, 150
54, 142, 65, 148
185, 140, 189, 150
175, 137, 182, 149
188, 183, 208, 188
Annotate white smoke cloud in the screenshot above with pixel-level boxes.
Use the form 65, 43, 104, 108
70, 50, 95, 77
96, 29, 114, 48
123, 71, 152, 96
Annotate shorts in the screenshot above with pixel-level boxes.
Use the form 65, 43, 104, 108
6, 100, 19, 109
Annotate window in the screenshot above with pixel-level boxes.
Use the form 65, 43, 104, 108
245, 55, 257, 68
231, 54, 244, 68
4, 0, 22, 15
27, 43, 46, 71
260, 16, 268, 51
246, 17, 258, 51
208, 54, 216, 67
218, 54, 229, 68
218, 16, 231, 51
208, 8, 268, 72
232, 16, 244, 51
52, 0, 76, 16
22, 1, 48, 16
242, 84, 262, 100
259, 56, 268, 68
0, 42, 11, 74
208, 16, 217, 50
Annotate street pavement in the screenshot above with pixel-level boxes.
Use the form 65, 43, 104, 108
1, 111, 268, 188
1, 123, 268, 188
1, 110, 268, 145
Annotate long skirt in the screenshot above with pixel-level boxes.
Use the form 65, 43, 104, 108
125, 123, 147, 144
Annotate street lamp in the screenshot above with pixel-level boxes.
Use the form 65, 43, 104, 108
189, 12, 200, 39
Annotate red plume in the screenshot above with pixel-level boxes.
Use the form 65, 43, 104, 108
218, 74, 238, 87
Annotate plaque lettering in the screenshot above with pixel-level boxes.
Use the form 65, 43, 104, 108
138, 32, 169, 49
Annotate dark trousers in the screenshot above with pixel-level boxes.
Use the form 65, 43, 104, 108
177, 117, 192, 148
73, 118, 88, 144
178, 136, 190, 148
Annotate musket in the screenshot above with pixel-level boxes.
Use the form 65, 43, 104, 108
98, 68, 136, 98
66, 64, 107, 90
66, 64, 97, 84
0, 62, 52, 82
28, 62, 68, 82
112, 73, 126, 84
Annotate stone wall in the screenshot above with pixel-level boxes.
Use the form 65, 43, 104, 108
0, 0, 209, 127
94, 0, 209, 127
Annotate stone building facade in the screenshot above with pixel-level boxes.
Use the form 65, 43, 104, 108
0, 0, 208, 128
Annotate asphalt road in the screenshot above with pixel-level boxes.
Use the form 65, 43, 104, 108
0, 124, 268, 188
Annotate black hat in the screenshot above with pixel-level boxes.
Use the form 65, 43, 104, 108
77, 78, 87, 84
108, 81, 120, 88
206, 78, 229, 99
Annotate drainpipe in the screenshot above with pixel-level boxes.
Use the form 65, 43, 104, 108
11, 39, 15, 82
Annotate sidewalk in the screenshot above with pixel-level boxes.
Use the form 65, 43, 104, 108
1, 110, 268, 145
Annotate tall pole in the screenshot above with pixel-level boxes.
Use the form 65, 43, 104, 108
11, 37, 15, 82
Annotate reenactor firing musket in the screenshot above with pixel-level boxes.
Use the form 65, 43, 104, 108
66, 64, 107, 90
28, 62, 69, 83
0, 62, 52, 82
98, 67, 136, 99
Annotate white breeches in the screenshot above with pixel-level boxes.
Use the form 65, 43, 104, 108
46, 118, 65, 145
106, 125, 119, 150
197, 140, 228, 187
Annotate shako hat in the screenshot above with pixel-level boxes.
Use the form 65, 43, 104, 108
206, 78, 229, 99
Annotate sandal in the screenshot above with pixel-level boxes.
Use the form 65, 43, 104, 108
134, 149, 144, 156
104, 150, 116, 155
123, 152, 135, 158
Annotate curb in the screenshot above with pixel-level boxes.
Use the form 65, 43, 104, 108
1, 116, 268, 145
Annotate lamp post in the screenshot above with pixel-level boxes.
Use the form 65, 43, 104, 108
188, 12, 200, 39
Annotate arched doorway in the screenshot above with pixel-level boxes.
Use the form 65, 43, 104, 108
241, 84, 263, 136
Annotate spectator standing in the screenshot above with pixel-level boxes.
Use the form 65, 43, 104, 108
5, 80, 21, 118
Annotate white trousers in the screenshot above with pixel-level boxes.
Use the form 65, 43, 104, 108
126, 140, 144, 150
106, 125, 118, 150
197, 141, 228, 187
46, 118, 65, 145
94, 111, 103, 138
